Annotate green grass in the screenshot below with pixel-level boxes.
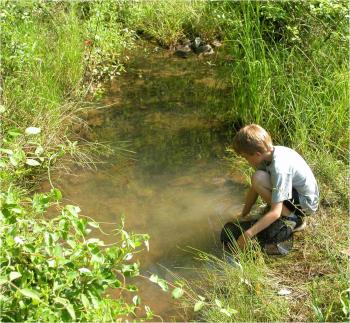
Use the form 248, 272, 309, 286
124, 0, 206, 47
180, 245, 290, 322
217, 1, 349, 161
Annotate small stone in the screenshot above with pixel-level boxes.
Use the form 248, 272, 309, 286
174, 44, 192, 58
193, 37, 203, 49
340, 248, 350, 256
212, 40, 222, 47
196, 44, 214, 55
277, 288, 292, 296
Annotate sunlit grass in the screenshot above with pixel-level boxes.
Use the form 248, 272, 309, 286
180, 244, 289, 322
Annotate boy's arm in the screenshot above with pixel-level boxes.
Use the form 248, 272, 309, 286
240, 186, 258, 218
245, 202, 283, 238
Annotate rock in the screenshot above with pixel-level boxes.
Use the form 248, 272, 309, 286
181, 38, 192, 46
197, 44, 214, 55
192, 37, 203, 50
277, 288, 292, 296
212, 40, 222, 47
174, 44, 191, 58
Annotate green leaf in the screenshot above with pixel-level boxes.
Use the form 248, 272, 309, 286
20, 288, 41, 301
132, 295, 141, 306
78, 268, 92, 275
81, 294, 90, 309
145, 305, 153, 319
194, 301, 204, 312
34, 146, 44, 155
172, 287, 184, 299
25, 127, 41, 135
85, 238, 104, 246
91, 253, 105, 264
149, 274, 158, 283
88, 221, 100, 228
47, 259, 56, 267
215, 299, 222, 308
50, 188, 62, 201
157, 279, 168, 292
126, 284, 138, 292
122, 264, 139, 277
88, 292, 99, 309
0, 148, 13, 155
149, 274, 168, 291
220, 308, 232, 317
144, 239, 149, 251
9, 271, 21, 281
9, 155, 18, 166
65, 205, 81, 217
0, 276, 8, 286
54, 297, 76, 320
8, 129, 22, 137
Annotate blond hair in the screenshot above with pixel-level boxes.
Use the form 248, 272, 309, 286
233, 124, 273, 155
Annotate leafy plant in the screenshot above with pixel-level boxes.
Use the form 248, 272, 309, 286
0, 185, 152, 321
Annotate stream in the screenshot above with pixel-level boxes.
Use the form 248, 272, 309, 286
52, 44, 246, 321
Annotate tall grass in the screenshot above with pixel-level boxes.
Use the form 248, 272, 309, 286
181, 245, 289, 322
2, 3, 84, 150
125, 0, 206, 47
1, 1, 134, 188
220, 1, 348, 161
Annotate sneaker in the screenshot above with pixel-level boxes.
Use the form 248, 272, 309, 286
293, 219, 306, 232
223, 252, 243, 270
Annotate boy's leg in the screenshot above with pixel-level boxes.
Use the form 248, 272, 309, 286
283, 189, 306, 231
251, 171, 293, 216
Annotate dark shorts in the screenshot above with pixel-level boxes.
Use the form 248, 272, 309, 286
283, 188, 305, 217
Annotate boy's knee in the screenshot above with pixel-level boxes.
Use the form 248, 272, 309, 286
251, 170, 270, 188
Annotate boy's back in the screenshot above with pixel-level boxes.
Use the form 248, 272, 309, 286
257, 146, 319, 213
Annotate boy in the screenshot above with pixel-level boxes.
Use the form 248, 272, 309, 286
224, 124, 319, 252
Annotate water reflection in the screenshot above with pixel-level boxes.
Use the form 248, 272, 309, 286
55, 45, 245, 321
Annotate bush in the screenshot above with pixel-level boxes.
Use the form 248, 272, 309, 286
0, 185, 150, 321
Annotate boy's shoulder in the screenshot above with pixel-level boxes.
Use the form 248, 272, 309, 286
274, 145, 296, 154
270, 146, 301, 170
273, 146, 300, 160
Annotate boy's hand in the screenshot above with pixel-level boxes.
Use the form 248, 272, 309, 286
231, 211, 242, 220
237, 231, 252, 250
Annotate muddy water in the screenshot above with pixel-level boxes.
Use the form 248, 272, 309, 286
55, 45, 246, 321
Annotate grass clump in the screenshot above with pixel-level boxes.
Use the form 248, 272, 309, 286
125, 0, 206, 47
266, 207, 349, 322
214, 1, 349, 162
181, 245, 290, 322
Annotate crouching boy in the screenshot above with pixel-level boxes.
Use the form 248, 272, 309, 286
221, 124, 319, 254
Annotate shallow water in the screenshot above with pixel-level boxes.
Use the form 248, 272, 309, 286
53, 45, 246, 321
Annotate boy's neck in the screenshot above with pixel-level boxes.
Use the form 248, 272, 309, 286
262, 146, 274, 162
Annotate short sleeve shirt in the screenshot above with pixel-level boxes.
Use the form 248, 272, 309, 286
258, 146, 319, 213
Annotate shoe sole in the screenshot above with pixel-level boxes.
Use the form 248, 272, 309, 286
293, 221, 306, 232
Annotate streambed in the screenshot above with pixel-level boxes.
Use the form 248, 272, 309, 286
54, 44, 246, 321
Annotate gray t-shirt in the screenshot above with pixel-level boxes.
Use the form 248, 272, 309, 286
258, 146, 319, 213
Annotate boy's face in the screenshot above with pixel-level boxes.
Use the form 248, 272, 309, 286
241, 152, 264, 168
